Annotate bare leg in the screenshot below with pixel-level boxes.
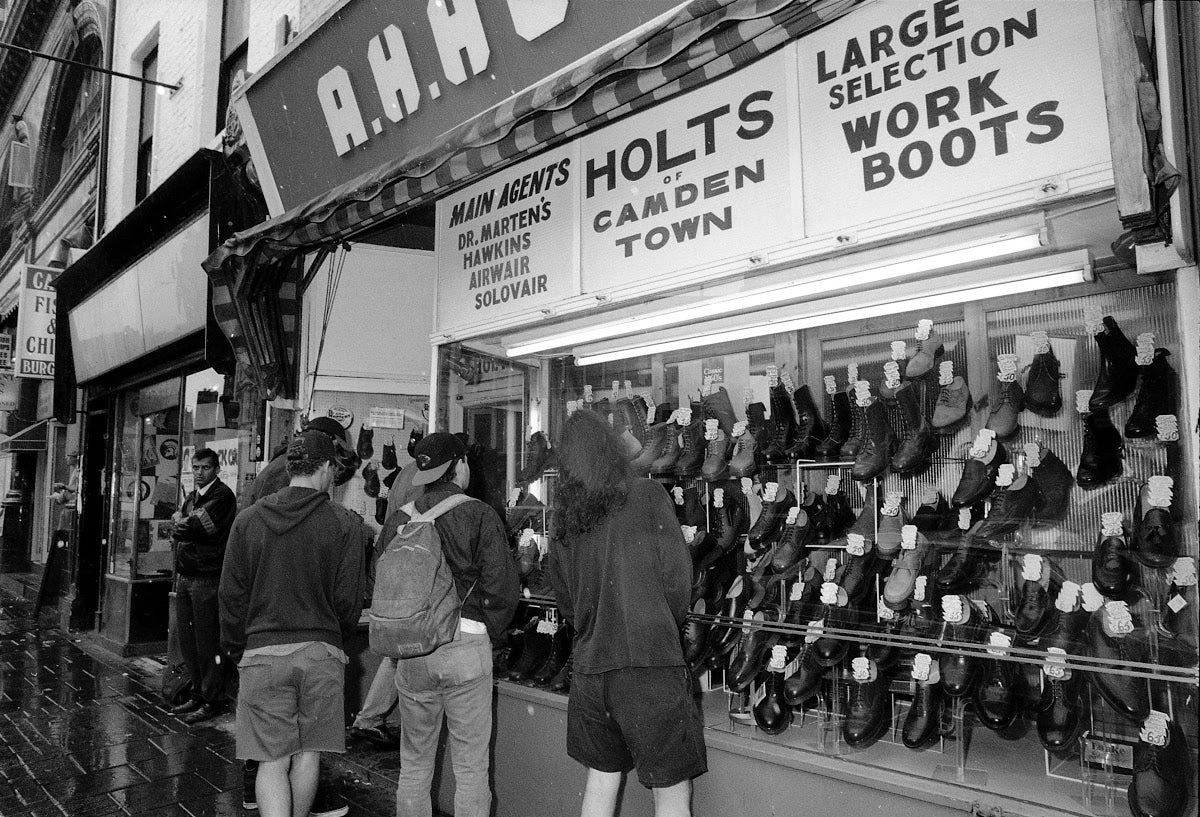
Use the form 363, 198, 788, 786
651, 780, 692, 817
288, 751, 321, 817
256, 757, 293, 817
581, 768, 622, 817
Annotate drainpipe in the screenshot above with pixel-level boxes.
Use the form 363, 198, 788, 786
93, 0, 116, 240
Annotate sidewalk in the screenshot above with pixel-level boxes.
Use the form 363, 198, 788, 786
0, 590, 407, 817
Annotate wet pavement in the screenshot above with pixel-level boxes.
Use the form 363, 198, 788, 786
0, 592, 405, 817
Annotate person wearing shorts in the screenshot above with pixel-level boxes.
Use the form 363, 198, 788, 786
220, 429, 368, 817
547, 410, 705, 817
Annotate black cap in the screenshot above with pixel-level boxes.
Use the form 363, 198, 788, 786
304, 416, 349, 442
412, 432, 467, 486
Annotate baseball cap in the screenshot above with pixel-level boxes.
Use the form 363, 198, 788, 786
304, 416, 349, 442
412, 432, 468, 486
287, 429, 337, 463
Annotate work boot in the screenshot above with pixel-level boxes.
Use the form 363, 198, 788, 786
905, 321, 944, 378
811, 477, 852, 547
1023, 443, 1072, 524
728, 421, 759, 479
784, 385, 827, 461
843, 657, 889, 746
1088, 315, 1139, 410
630, 421, 673, 472
532, 623, 573, 686
613, 397, 646, 446
1024, 331, 1063, 416
1125, 344, 1176, 438
903, 655, 943, 748
984, 353, 1023, 438
1013, 554, 1059, 643
891, 381, 937, 475
649, 415, 685, 475
1128, 716, 1190, 817
974, 632, 1018, 731
1091, 512, 1134, 597
672, 485, 706, 529
936, 516, 993, 594
851, 396, 897, 482
875, 491, 908, 559
975, 467, 1044, 539
748, 483, 795, 550
700, 421, 732, 482
1076, 401, 1122, 488
938, 596, 983, 698
782, 644, 825, 706
763, 379, 797, 464
931, 371, 970, 432
839, 381, 867, 460
674, 408, 707, 478
951, 430, 1007, 507
701, 385, 739, 437
815, 379, 852, 461
1085, 602, 1150, 722
1131, 476, 1177, 568
752, 649, 794, 735
884, 525, 932, 610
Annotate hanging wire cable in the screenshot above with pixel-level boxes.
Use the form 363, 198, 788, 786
0, 41, 181, 90
305, 244, 349, 419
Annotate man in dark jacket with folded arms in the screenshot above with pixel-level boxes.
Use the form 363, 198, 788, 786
170, 447, 238, 724
220, 429, 368, 817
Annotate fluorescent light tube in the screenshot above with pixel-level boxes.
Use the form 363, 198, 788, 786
505, 231, 1043, 357
572, 267, 1087, 367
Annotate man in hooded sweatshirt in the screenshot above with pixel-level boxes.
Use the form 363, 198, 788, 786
220, 428, 368, 817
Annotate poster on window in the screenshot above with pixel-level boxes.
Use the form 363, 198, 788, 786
180, 438, 239, 497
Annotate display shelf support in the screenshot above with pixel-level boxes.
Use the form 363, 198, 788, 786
933, 697, 988, 786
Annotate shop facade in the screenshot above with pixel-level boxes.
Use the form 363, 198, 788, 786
209, 1, 1198, 816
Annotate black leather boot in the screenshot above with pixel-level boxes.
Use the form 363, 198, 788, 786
891, 382, 937, 475
851, 398, 897, 482
938, 609, 981, 698
1091, 514, 1134, 598
532, 623, 573, 686
649, 418, 684, 475
672, 485, 706, 529
771, 508, 816, 573
844, 659, 889, 746
1013, 556, 1059, 643
975, 473, 1044, 539
1128, 717, 1190, 817
614, 397, 647, 447
701, 385, 740, 437
1035, 671, 1083, 751
783, 645, 825, 706
1125, 347, 1176, 438
631, 421, 672, 472
549, 654, 573, 692
1076, 406, 1123, 488
784, 385, 827, 461
752, 667, 793, 735
763, 382, 798, 464
903, 670, 943, 748
815, 388, 852, 461
839, 384, 866, 460
700, 426, 732, 483
1024, 444, 1073, 524
1024, 339, 1063, 416
729, 607, 780, 692
951, 434, 1008, 507
1088, 316, 1139, 410
674, 411, 707, 478
936, 521, 994, 594
748, 485, 796, 549
507, 617, 552, 682
684, 598, 715, 669
974, 640, 1018, 731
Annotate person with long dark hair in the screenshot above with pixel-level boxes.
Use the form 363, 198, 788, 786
547, 409, 705, 817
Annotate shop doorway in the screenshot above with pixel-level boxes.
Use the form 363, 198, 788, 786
72, 407, 109, 631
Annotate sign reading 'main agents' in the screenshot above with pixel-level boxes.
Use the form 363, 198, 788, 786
15, 265, 57, 379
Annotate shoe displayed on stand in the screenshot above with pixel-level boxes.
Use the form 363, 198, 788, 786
903, 654, 943, 748
1087, 313, 1139, 410
984, 353, 1023, 438
532, 623, 572, 686
932, 361, 971, 432
614, 395, 647, 448
866, 608, 908, 670
1035, 648, 1085, 752
763, 373, 798, 464
631, 420, 672, 472
951, 429, 1008, 507
701, 485, 748, 568
672, 485, 707, 529
1125, 341, 1176, 438
851, 384, 897, 482
1085, 600, 1150, 722
752, 647, 794, 735
747, 483, 796, 549
976, 464, 1044, 539
1128, 714, 1190, 817
905, 319, 944, 378
936, 509, 991, 593
1131, 476, 1177, 568
813, 476, 854, 547
784, 384, 828, 461
771, 506, 816, 573
1022, 443, 1073, 524
811, 576, 854, 667
729, 606, 780, 692
938, 595, 982, 698
815, 376, 852, 461
911, 489, 950, 536
844, 657, 889, 746
1092, 511, 1134, 597
891, 381, 938, 475
684, 598, 714, 667
1024, 331, 1064, 416
700, 420, 732, 482
782, 643, 826, 707
974, 631, 1018, 731
674, 407, 707, 478
875, 491, 909, 559
507, 617, 552, 683
884, 526, 932, 610
1075, 396, 1123, 488
728, 420, 759, 479
701, 384, 740, 437
832, 482, 879, 552
1013, 554, 1059, 643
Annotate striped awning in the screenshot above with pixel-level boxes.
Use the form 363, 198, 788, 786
202, 0, 863, 399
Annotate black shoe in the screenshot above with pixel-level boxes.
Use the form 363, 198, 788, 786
747, 486, 796, 549
1024, 344, 1063, 416
1035, 674, 1083, 752
310, 791, 350, 817
851, 399, 897, 482
170, 697, 204, 716
349, 724, 399, 748
951, 439, 1007, 508
1076, 407, 1123, 488
903, 679, 942, 749
242, 760, 258, 811
974, 651, 1018, 732
728, 607, 780, 692
181, 701, 225, 724
815, 389, 852, 461
844, 663, 889, 746
782, 644, 825, 706
1085, 614, 1150, 722
936, 523, 994, 594
1025, 444, 1073, 524
1125, 347, 1176, 438
549, 654, 573, 692
1092, 526, 1134, 598
1128, 717, 1190, 817
752, 669, 793, 735
975, 474, 1044, 539
1131, 480, 1177, 569
1088, 316, 1139, 409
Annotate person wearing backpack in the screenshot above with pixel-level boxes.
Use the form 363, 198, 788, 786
375, 432, 518, 817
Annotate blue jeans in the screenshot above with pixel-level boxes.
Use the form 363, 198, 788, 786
174, 575, 224, 703
352, 656, 397, 730
393, 631, 493, 817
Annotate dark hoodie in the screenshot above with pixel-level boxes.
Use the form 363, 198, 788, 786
219, 486, 367, 664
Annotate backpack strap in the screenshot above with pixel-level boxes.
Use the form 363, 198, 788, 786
408, 493, 477, 523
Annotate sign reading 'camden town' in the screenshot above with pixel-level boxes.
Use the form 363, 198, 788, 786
796, 0, 1111, 235
237, 0, 684, 213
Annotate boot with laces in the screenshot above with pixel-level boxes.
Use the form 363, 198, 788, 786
700, 384, 740, 437
892, 381, 938, 475
630, 421, 673, 472
974, 631, 1018, 731
935, 508, 992, 594
1125, 343, 1176, 438
839, 365, 866, 459
700, 421, 732, 482
784, 384, 827, 461
903, 654, 943, 748
613, 397, 646, 447
878, 342, 907, 401
748, 483, 795, 549
771, 506, 816, 573
671, 485, 706, 529
1131, 476, 1177, 568
938, 595, 984, 698
728, 420, 759, 479
832, 482, 879, 552
698, 485, 747, 570
976, 466, 1044, 540
649, 417, 685, 475
1035, 666, 1083, 751
1076, 401, 1123, 488
674, 406, 707, 478
1088, 314, 1139, 409
763, 375, 798, 464
1128, 715, 1190, 817
911, 489, 950, 535
844, 657, 889, 746
1092, 511, 1134, 597
1022, 443, 1072, 524
1085, 596, 1149, 722
815, 376, 852, 461
728, 606, 781, 692
984, 353, 1023, 438
783, 643, 826, 706
905, 320, 944, 378
851, 392, 897, 482
1024, 330, 1063, 416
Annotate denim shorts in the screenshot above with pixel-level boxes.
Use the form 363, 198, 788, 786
567, 665, 707, 788
235, 643, 347, 761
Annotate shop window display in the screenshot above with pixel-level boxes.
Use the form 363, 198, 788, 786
469, 280, 1197, 816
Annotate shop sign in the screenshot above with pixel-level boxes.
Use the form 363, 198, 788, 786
436, 143, 579, 333
0, 373, 17, 412
14, 264, 57, 379
0, 334, 11, 369
579, 49, 799, 291
796, 0, 1111, 235
238, 0, 684, 212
